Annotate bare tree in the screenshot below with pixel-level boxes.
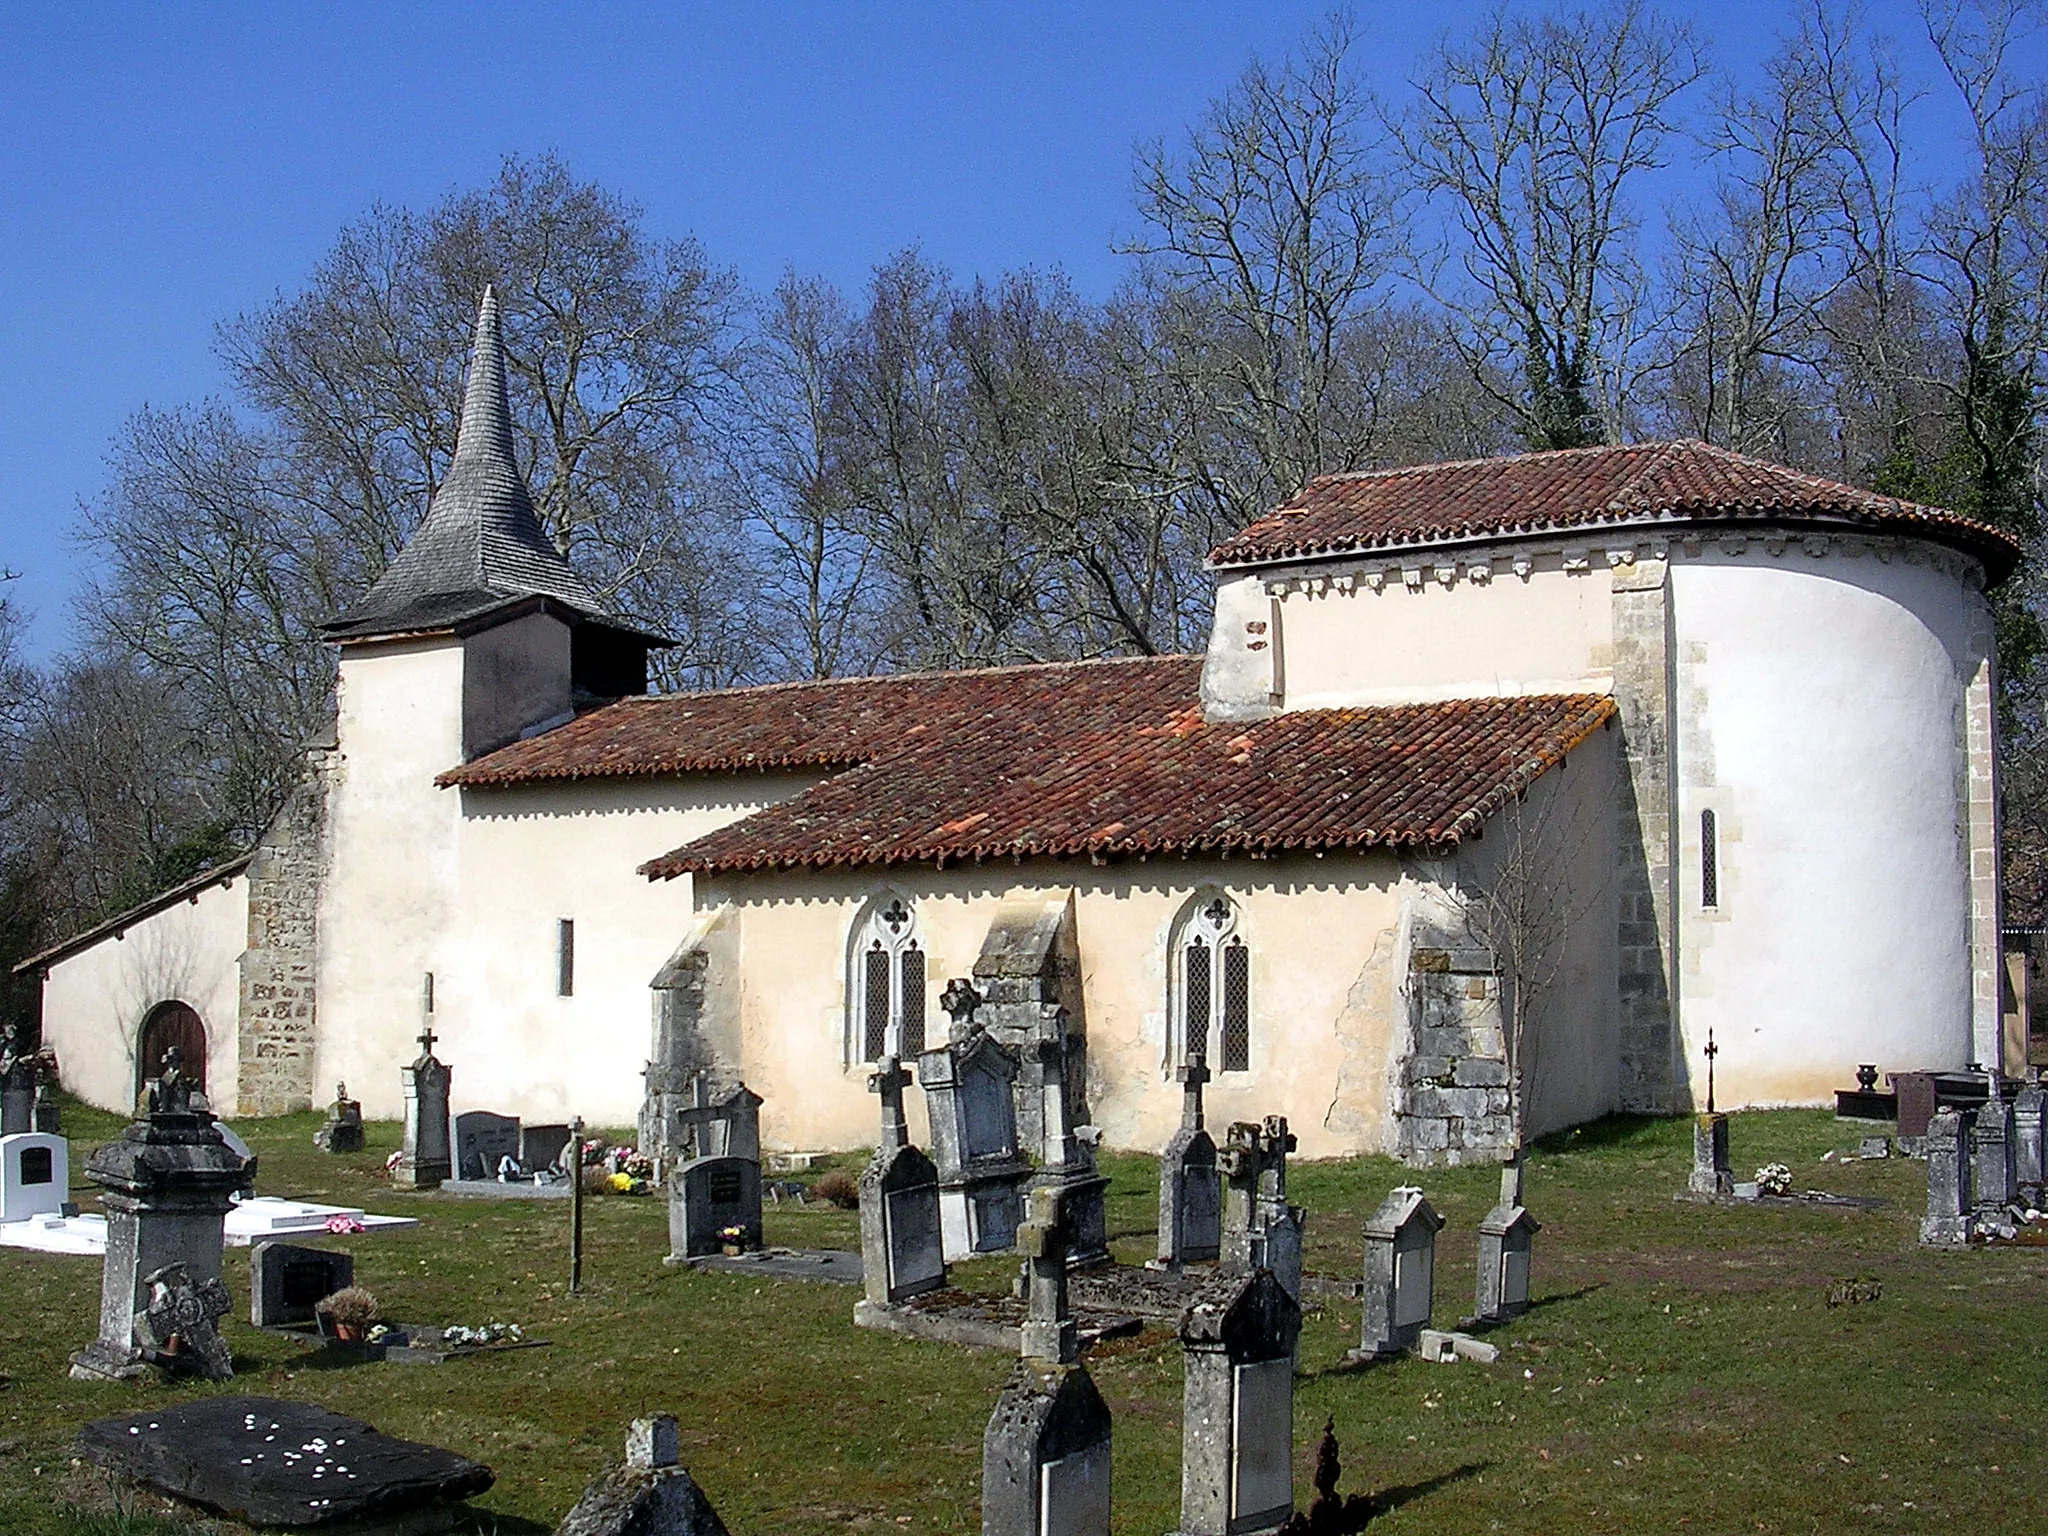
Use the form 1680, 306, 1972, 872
1401, 1, 1707, 447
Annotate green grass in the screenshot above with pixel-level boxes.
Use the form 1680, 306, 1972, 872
3, 1099, 2044, 1534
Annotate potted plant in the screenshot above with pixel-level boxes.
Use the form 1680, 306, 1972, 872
316, 1285, 381, 1344
718, 1224, 749, 1257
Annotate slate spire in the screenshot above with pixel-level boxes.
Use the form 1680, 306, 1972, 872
324, 287, 606, 638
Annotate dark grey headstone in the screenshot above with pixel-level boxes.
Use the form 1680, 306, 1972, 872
669, 1155, 763, 1259
78, 1395, 493, 1527
520, 1122, 571, 1173
452, 1111, 521, 1181
250, 1243, 354, 1329
859, 1142, 946, 1306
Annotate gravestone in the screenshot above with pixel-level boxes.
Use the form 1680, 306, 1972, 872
1174, 1267, 1301, 1536
312, 1083, 364, 1154
1920, 1105, 1972, 1246
0, 1027, 37, 1137
71, 1049, 254, 1381
1019, 1184, 1077, 1366
0, 1131, 69, 1223
857, 1057, 947, 1308
982, 1361, 1113, 1536
32, 1080, 61, 1135
521, 1122, 572, 1174
1351, 1186, 1443, 1361
1024, 1014, 1109, 1268
1220, 1118, 1302, 1297
921, 1002, 1029, 1260
668, 1155, 764, 1260
1970, 1074, 2017, 1214
134, 1261, 234, 1379
2014, 1081, 2046, 1201
1473, 1163, 1540, 1324
557, 1414, 730, 1536
394, 1022, 451, 1191
1690, 1113, 1733, 1197
1156, 1053, 1221, 1269
78, 1395, 494, 1528
453, 1110, 523, 1181
249, 1241, 354, 1328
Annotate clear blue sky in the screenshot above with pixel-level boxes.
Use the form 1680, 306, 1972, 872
0, 2, 2018, 658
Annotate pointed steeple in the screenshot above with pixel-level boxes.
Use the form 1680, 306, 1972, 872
324, 287, 606, 638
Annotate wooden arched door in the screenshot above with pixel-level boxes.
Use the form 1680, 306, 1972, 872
136, 1001, 207, 1101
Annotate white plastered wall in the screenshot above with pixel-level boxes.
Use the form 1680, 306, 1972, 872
39, 874, 248, 1114
700, 855, 1451, 1160
1669, 539, 1989, 1105
1241, 549, 1618, 710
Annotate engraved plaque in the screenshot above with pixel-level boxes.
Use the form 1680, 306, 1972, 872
1231, 1358, 1294, 1524
886, 1184, 945, 1288
1039, 1435, 1111, 1536
1500, 1244, 1530, 1310
1393, 1235, 1433, 1328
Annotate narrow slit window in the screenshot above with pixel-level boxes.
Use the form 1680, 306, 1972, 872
1221, 939, 1251, 1072
863, 944, 892, 1061
1701, 810, 1719, 909
899, 943, 927, 1057
557, 919, 575, 997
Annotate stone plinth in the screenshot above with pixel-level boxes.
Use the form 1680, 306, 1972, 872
1921, 1106, 1972, 1246
1689, 1113, 1732, 1198
70, 1072, 253, 1382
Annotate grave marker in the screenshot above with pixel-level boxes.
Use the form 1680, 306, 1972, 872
1473, 1163, 1540, 1324
249, 1241, 355, 1329
1690, 1114, 1733, 1198
312, 1083, 364, 1154
1970, 1072, 2017, 1214
453, 1110, 522, 1181
2014, 1080, 2045, 1201
1174, 1267, 1301, 1536
394, 1011, 451, 1191
1220, 1118, 1302, 1298
1156, 1053, 1221, 1269
1025, 1014, 1108, 1268
668, 1155, 764, 1260
921, 1011, 1029, 1260
0, 1132, 69, 1224
1920, 1105, 1972, 1246
557, 1413, 730, 1536
71, 1050, 253, 1380
1351, 1186, 1443, 1361
857, 1057, 947, 1307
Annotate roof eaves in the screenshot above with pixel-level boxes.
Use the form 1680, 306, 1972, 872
12, 854, 254, 975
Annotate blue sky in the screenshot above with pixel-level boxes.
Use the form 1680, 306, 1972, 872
0, 2, 2022, 658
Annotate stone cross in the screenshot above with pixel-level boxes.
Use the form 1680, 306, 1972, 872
1177, 1049, 1211, 1133
870, 1055, 912, 1153
1018, 1184, 1075, 1365
941, 977, 984, 1042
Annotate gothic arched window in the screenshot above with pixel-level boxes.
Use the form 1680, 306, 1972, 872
849, 894, 928, 1065
1171, 893, 1251, 1074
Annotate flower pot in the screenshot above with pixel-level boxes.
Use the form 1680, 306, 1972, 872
332, 1322, 364, 1344
720, 1242, 743, 1257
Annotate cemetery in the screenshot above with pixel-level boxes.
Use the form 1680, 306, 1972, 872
0, 1074, 2044, 1535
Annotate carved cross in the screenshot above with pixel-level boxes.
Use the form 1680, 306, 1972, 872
1176, 1048, 1210, 1132
416, 1023, 439, 1060
1017, 1184, 1075, 1365
869, 1055, 912, 1151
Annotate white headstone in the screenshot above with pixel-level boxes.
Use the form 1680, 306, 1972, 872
0, 1133, 67, 1223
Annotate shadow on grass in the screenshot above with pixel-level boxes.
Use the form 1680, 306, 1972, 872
1461, 1282, 1605, 1335
1530, 1114, 1671, 1156
1368, 1461, 1489, 1521
456, 1514, 554, 1536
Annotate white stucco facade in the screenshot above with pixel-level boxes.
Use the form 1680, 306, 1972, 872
38, 869, 249, 1114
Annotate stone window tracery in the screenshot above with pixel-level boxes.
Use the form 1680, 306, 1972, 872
1171, 893, 1251, 1073
849, 895, 928, 1065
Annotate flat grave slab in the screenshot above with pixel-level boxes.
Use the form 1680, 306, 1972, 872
261, 1320, 548, 1365
437, 1178, 572, 1200
0, 1196, 417, 1256
853, 1287, 1142, 1352
78, 1395, 493, 1528
675, 1246, 862, 1285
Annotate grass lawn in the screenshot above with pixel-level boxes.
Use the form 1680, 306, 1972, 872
2, 1100, 2045, 1535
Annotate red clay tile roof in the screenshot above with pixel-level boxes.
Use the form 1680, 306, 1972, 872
439, 656, 1197, 788
1208, 439, 2021, 582
639, 683, 1616, 878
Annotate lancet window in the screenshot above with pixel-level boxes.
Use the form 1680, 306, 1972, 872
1171, 892, 1251, 1073
849, 894, 928, 1064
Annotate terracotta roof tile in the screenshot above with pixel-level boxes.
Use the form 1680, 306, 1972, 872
1208, 439, 2021, 582
638, 686, 1615, 878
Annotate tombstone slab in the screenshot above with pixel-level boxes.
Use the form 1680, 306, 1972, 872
1175, 1268, 1301, 1536
0, 1132, 69, 1223
250, 1242, 354, 1329
856, 1057, 948, 1308
520, 1122, 572, 1174
1472, 1165, 1539, 1325
395, 1026, 451, 1191
981, 1361, 1112, 1536
1351, 1187, 1443, 1361
452, 1111, 522, 1182
78, 1395, 493, 1528
1921, 1105, 1972, 1246
667, 1154, 763, 1261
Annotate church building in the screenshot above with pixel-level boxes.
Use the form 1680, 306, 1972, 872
20, 293, 2017, 1162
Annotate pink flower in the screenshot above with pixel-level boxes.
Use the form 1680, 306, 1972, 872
325, 1214, 367, 1234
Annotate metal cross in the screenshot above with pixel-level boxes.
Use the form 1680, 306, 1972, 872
1704, 1026, 1719, 1115
416, 1023, 439, 1059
